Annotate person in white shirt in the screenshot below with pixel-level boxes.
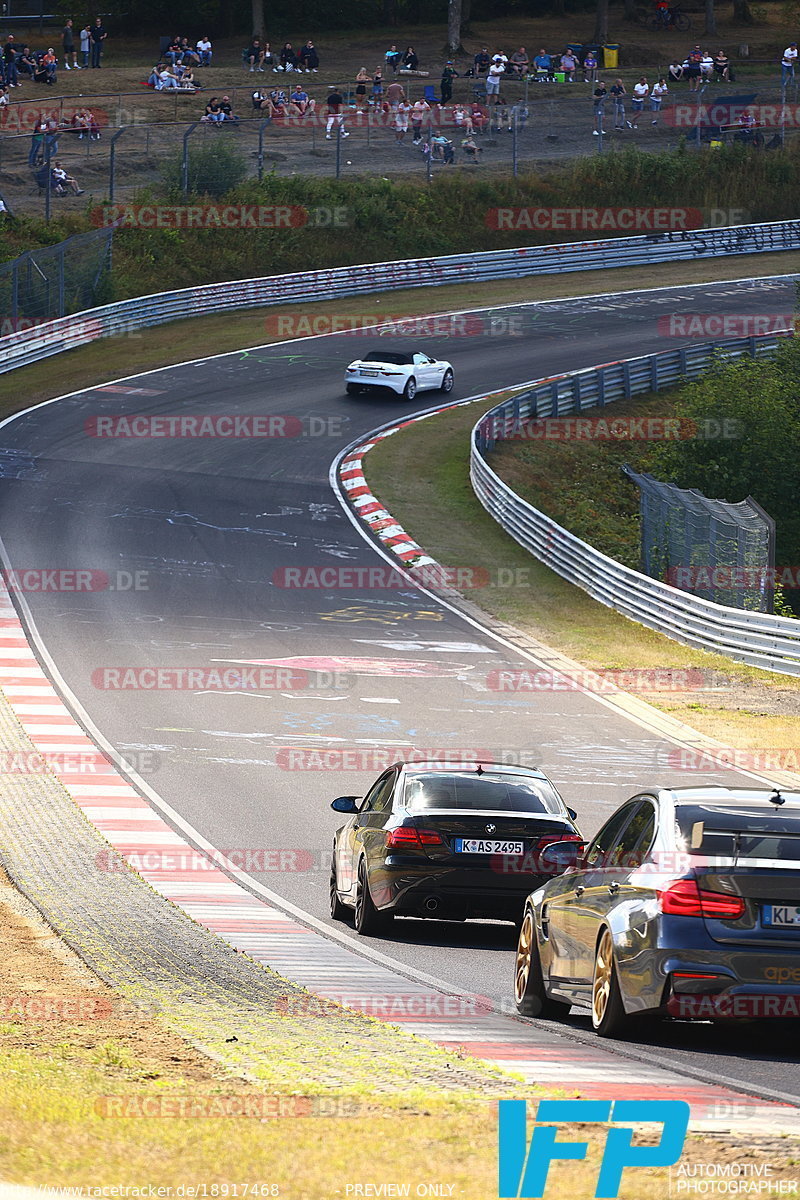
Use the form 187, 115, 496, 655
700, 51, 714, 79
410, 97, 430, 142
782, 43, 797, 83
631, 76, 649, 127
650, 77, 668, 124
394, 98, 411, 141
196, 37, 212, 66
486, 59, 504, 103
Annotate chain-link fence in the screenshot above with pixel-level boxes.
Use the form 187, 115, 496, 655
623, 466, 776, 613
0, 224, 114, 329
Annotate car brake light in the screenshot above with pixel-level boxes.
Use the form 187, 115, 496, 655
534, 833, 583, 850
658, 878, 745, 919
386, 827, 443, 848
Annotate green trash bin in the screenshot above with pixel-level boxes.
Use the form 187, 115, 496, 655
554, 71, 566, 83
603, 44, 619, 69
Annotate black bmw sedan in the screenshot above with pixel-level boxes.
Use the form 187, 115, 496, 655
329, 760, 583, 936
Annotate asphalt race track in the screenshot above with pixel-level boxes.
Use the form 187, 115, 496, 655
1, 277, 798, 1100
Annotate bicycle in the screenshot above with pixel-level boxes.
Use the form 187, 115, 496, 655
642, 5, 692, 31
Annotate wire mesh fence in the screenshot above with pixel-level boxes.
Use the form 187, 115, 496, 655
0, 223, 114, 328
623, 465, 776, 612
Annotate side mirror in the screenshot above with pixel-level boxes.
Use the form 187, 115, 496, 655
567, 807, 578, 821
331, 796, 360, 814
540, 840, 586, 873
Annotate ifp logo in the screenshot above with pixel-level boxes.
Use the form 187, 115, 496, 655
498, 1099, 689, 1197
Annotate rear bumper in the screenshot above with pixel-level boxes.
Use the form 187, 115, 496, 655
375, 862, 542, 921
346, 375, 406, 394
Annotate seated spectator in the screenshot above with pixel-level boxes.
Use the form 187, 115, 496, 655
196, 36, 212, 66
470, 100, 488, 131
288, 83, 315, 114
583, 49, 598, 81
43, 48, 58, 80
402, 46, 418, 70
701, 50, 714, 79
533, 49, 553, 80
156, 65, 181, 89
385, 44, 401, 72
247, 39, 265, 71
72, 106, 100, 138
33, 52, 57, 85
509, 47, 529, 76
179, 37, 199, 65
252, 87, 270, 111
713, 49, 730, 79
559, 50, 578, 81
298, 40, 319, 71
668, 59, 684, 80
461, 134, 482, 160
164, 39, 181, 66
17, 46, 36, 78
267, 87, 287, 116
429, 133, 454, 162
0, 84, 8, 108
201, 96, 223, 122
219, 95, 239, 121
147, 63, 161, 87
263, 42, 275, 69
52, 160, 84, 194
179, 67, 197, 90
278, 43, 296, 72
452, 102, 471, 132
474, 47, 491, 74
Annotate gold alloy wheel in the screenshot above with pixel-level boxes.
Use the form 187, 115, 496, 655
592, 929, 615, 1027
514, 910, 533, 1004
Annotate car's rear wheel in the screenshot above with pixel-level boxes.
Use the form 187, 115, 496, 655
329, 854, 349, 921
592, 928, 630, 1037
441, 369, 454, 393
354, 859, 393, 936
514, 906, 571, 1018
402, 376, 417, 401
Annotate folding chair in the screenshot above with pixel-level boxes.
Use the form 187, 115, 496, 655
424, 83, 439, 104
472, 80, 487, 103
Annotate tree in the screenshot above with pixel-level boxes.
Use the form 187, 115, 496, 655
251, 0, 265, 39
733, 0, 754, 21
622, 0, 639, 22
705, 0, 717, 34
447, 0, 464, 55
593, 0, 609, 46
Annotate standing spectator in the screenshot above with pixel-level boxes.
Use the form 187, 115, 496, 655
372, 66, 383, 101
509, 47, 529, 76
385, 44, 401, 72
298, 40, 319, 72
3, 37, 18, 87
533, 49, 553, 81
583, 49, 598, 82
325, 85, 349, 138
385, 77, 405, 109
80, 24, 91, 68
197, 36, 212, 66
247, 38, 265, 71
630, 76, 649, 127
394, 98, 410, 141
609, 77, 626, 128
62, 19, 79, 69
355, 66, 369, 109
90, 18, 106, 69
402, 46, 418, 70
782, 43, 797, 83
559, 49, 578, 81
440, 60, 458, 103
28, 120, 44, 166
686, 45, 703, 91
411, 95, 430, 142
486, 56, 503, 103
650, 76, 668, 123
474, 47, 491, 74
592, 79, 607, 134
279, 43, 297, 72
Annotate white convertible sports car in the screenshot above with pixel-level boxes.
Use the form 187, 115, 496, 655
345, 349, 454, 400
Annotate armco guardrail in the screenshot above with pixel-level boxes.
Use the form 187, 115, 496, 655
3, 219, 800, 376
470, 334, 800, 676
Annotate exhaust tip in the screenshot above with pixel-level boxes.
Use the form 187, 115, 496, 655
424, 896, 440, 912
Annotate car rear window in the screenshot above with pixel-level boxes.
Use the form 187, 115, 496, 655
403, 772, 564, 815
362, 351, 413, 365
676, 804, 800, 861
